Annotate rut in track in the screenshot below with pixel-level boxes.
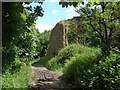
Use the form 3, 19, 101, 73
28, 64, 70, 89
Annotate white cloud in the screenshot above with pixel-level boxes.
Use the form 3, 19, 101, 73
64, 7, 79, 19
35, 24, 54, 33
52, 10, 57, 14
64, 4, 86, 14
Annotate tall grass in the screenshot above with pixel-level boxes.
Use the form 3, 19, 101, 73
2, 64, 32, 88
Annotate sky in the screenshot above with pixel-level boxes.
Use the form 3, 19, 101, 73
31, 1, 83, 32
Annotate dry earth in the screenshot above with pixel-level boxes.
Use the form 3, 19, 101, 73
28, 64, 70, 90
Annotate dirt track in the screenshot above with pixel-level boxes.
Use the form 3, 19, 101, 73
28, 64, 70, 89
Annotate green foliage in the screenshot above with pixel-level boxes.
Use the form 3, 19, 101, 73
62, 53, 120, 89
36, 30, 51, 57
2, 65, 32, 88
84, 29, 101, 47
38, 55, 53, 66
76, 2, 120, 55
46, 44, 100, 71
2, 2, 44, 88
67, 30, 80, 44
111, 29, 120, 52
2, 2, 119, 89
2, 46, 24, 73
60, 2, 120, 55
2, 24, 41, 72
62, 54, 100, 88
2, 2, 44, 72
91, 53, 120, 89
47, 57, 63, 71
57, 44, 80, 63
59, 2, 82, 7
2, 3, 25, 46
55, 44, 100, 64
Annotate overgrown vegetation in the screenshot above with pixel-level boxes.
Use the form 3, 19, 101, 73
2, 2, 120, 89
2, 65, 32, 88
76, 2, 120, 55
36, 30, 51, 57
39, 2, 120, 89
43, 44, 101, 71
40, 43, 120, 89
2, 2, 44, 88
62, 53, 120, 89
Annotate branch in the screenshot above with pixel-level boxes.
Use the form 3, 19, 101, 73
89, 17, 104, 39
103, 21, 108, 40
108, 29, 113, 39
101, 2, 108, 13
108, 24, 115, 39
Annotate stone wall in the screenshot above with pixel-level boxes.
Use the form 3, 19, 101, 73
47, 22, 68, 56
47, 16, 82, 56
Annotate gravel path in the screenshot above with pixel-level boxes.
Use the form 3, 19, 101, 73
28, 64, 70, 89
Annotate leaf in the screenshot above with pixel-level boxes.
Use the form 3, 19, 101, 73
96, 2, 100, 4
91, 2, 95, 5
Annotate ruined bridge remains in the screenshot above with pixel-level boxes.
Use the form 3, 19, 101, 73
47, 16, 83, 56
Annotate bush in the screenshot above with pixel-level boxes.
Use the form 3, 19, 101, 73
57, 44, 80, 64
62, 53, 100, 88
62, 53, 120, 89
38, 55, 53, 66
2, 64, 32, 88
57, 44, 100, 63
91, 53, 120, 89
46, 57, 63, 71
46, 44, 100, 71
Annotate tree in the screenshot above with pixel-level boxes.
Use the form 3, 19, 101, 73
60, 2, 120, 55
2, 2, 44, 72
77, 2, 120, 55
36, 30, 51, 57
2, 2, 44, 46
